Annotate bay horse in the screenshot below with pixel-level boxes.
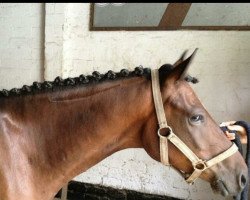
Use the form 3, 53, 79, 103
0, 50, 247, 200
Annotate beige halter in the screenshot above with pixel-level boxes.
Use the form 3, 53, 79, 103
151, 69, 238, 184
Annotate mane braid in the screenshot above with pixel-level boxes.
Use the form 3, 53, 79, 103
0, 66, 198, 98
0, 66, 151, 98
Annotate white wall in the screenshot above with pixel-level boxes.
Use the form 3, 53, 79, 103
0, 3, 44, 90
1, 3, 250, 200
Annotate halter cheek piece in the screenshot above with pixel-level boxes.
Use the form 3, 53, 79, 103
151, 69, 238, 184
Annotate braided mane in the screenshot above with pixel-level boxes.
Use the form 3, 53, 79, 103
0, 66, 198, 98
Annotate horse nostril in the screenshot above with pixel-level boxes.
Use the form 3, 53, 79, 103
239, 173, 247, 189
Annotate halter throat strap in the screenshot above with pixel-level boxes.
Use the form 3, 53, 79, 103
151, 69, 238, 184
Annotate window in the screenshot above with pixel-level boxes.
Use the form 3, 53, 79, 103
90, 3, 250, 31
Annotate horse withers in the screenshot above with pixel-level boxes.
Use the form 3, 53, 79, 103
0, 50, 247, 200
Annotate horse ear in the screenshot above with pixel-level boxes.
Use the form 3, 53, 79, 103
173, 50, 188, 67
169, 48, 198, 82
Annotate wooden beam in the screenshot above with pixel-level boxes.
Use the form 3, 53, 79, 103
158, 3, 192, 28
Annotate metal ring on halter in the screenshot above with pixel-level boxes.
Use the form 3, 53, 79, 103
193, 160, 207, 171
157, 126, 173, 138
185, 160, 208, 184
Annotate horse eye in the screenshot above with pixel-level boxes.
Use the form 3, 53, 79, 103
189, 114, 204, 124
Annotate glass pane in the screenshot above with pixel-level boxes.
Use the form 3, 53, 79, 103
183, 3, 250, 26
93, 3, 168, 27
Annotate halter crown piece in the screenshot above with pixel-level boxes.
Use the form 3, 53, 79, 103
151, 69, 238, 184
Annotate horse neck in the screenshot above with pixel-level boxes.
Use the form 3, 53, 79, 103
3, 76, 153, 198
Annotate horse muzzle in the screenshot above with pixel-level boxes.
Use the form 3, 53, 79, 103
211, 167, 248, 197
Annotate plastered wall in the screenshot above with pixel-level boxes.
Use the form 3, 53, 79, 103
0, 3, 250, 200
0, 3, 44, 89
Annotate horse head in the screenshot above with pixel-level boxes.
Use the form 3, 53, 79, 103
143, 50, 248, 197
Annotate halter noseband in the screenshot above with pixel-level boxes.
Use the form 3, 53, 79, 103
151, 69, 238, 184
